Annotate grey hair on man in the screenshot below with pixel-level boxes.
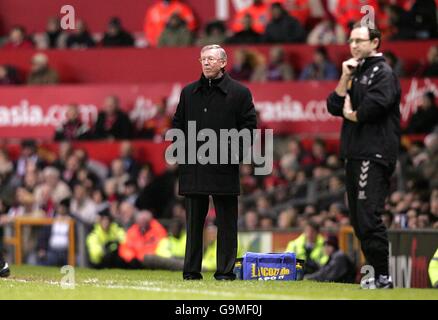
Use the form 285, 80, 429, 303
201, 44, 227, 61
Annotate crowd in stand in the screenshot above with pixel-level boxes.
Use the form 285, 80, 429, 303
0, 89, 436, 268
1, 0, 437, 49
1, 0, 438, 85
1, 41, 437, 85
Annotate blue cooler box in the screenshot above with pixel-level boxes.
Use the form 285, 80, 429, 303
234, 252, 303, 281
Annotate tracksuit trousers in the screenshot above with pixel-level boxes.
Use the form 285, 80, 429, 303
345, 159, 394, 277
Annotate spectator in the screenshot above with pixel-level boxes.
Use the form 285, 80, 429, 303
307, 18, 346, 45
410, 0, 437, 39
197, 20, 227, 46
70, 183, 98, 225
335, 0, 379, 35
285, 221, 328, 274
36, 198, 72, 266
262, 2, 306, 43
423, 45, 438, 77
119, 141, 140, 178
264, 46, 294, 81
259, 214, 275, 230
0, 149, 13, 189
270, 0, 310, 27
86, 207, 126, 268
33, 167, 72, 215
61, 153, 81, 188
305, 235, 356, 283
135, 163, 177, 219
228, 48, 254, 81
240, 164, 259, 195
156, 218, 186, 259
241, 210, 259, 230
52, 141, 73, 172
299, 46, 338, 80
136, 98, 171, 141
102, 17, 134, 47
38, 17, 68, 49
385, 4, 416, 40
27, 53, 59, 85
117, 201, 137, 230
405, 91, 438, 134
118, 209, 167, 267
2, 26, 34, 49
429, 248, 438, 287
54, 104, 91, 141
14, 139, 44, 179
107, 158, 130, 195
420, 132, 438, 188
93, 95, 133, 140
231, 0, 269, 35
430, 188, 438, 228
66, 20, 96, 49
144, 0, 197, 47
301, 138, 328, 171
226, 14, 262, 44
228, 48, 265, 82
383, 50, 405, 77
0, 65, 21, 85
157, 13, 193, 47
277, 208, 298, 229
74, 148, 108, 181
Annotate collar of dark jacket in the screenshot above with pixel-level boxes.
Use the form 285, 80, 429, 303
193, 72, 230, 94
358, 54, 385, 73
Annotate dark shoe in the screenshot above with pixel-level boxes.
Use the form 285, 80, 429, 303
183, 273, 203, 280
375, 275, 394, 289
0, 262, 10, 278
214, 273, 236, 281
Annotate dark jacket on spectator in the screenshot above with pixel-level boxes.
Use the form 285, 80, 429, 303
172, 72, 257, 195
66, 32, 95, 48
423, 62, 438, 77
262, 12, 305, 43
306, 250, 356, 283
54, 119, 91, 141
326, 56, 401, 168
102, 30, 135, 47
405, 107, 438, 134
226, 29, 262, 44
93, 110, 133, 140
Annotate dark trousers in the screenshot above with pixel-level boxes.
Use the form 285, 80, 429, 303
183, 194, 238, 279
345, 159, 394, 277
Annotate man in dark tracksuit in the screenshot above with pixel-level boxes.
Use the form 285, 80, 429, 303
172, 45, 257, 280
326, 24, 400, 289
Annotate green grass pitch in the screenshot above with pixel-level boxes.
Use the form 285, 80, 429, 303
0, 265, 437, 300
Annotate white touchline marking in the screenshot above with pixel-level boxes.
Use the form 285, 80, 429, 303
0, 277, 324, 300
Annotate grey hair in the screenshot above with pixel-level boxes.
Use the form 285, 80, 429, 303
201, 44, 227, 61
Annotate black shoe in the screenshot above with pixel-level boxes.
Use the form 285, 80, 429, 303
375, 275, 394, 289
0, 262, 10, 278
214, 274, 236, 281
183, 273, 203, 280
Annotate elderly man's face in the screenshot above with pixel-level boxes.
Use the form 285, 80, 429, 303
199, 48, 227, 79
